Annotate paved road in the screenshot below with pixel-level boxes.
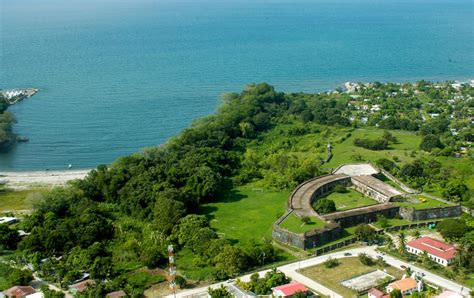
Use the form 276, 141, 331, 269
165, 246, 471, 298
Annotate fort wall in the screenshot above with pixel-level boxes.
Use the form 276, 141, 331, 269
399, 205, 462, 221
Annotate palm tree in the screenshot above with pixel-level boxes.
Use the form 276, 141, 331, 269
413, 230, 421, 239
385, 237, 394, 250
398, 232, 406, 252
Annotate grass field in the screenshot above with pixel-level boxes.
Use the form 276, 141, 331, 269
327, 128, 422, 168
279, 213, 326, 234
299, 257, 403, 297
0, 188, 48, 212
395, 196, 452, 210
200, 184, 289, 244
323, 188, 378, 211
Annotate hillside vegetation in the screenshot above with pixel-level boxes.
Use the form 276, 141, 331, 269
1, 82, 473, 296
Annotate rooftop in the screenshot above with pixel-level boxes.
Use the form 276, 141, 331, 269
70, 279, 96, 293
0, 217, 18, 225
352, 175, 402, 198
290, 174, 349, 211
272, 282, 308, 296
368, 287, 387, 298
388, 278, 417, 292
106, 290, 127, 298
333, 163, 379, 176
407, 236, 457, 260
2, 286, 37, 297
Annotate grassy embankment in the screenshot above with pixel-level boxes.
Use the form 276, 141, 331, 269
299, 257, 403, 297
0, 188, 48, 212
200, 184, 289, 244
179, 184, 295, 280
326, 128, 422, 167
328, 128, 472, 206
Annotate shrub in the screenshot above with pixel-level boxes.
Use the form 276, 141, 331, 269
376, 158, 396, 171
175, 275, 187, 288
354, 138, 389, 150
323, 257, 340, 268
208, 285, 232, 298
358, 253, 375, 266
442, 180, 469, 202
334, 184, 348, 193
420, 134, 444, 152
382, 131, 398, 143
437, 218, 470, 241
376, 214, 389, 228
313, 199, 336, 214
355, 224, 376, 242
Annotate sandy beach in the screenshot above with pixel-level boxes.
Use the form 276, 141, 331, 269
0, 169, 91, 190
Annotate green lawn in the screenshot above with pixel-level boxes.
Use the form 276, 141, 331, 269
279, 213, 326, 234
327, 128, 422, 168
323, 188, 378, 211
396, 196, 452, 210
299, 257, 403, 297
372, 218, 411, 229
199, 184, 289, 244
0, 188, 48, 212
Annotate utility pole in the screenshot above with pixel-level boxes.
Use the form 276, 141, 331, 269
168, 244, 177, 298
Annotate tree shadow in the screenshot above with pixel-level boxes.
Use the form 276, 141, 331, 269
219, 189, 248, 204
199, 205, 218, 221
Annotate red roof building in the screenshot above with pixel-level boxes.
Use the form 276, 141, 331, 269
368, 287, 389, 298
2, 286, 37, 297
406, 236, 457, 266
69, 279, 96, 294
272, 282, 309, 297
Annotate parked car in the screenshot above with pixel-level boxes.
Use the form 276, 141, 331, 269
400, 265, 407, 269
344, 252, 352, 256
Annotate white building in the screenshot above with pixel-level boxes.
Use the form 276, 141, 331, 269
406, 236, 457, 266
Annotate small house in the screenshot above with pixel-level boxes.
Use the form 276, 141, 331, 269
2, 286, 37, 298
69, 279, 96, 294
272, 282, 309, 297
386, 278, 420, 296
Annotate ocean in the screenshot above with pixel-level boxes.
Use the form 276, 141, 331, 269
1, 0, 473, 170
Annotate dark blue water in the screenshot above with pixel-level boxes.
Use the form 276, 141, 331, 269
1, 0, 473, 170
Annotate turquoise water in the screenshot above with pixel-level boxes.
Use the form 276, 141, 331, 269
1, 0, 473, 170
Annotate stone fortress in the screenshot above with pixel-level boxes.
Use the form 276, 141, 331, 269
272, 163, 462, 250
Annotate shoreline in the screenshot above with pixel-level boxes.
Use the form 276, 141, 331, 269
0, 169, 91, 190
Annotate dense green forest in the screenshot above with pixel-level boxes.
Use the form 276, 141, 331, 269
1, 82, 473, 296
0, 94, 16, 150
